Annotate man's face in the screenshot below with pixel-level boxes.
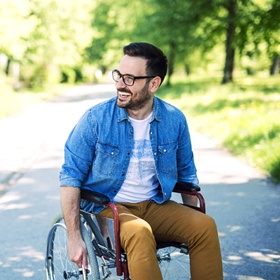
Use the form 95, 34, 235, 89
115, 55, 153, 111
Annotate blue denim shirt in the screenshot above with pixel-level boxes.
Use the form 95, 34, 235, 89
60, 96, 198, 213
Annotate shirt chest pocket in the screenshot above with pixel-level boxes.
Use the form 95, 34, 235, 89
93, 142, 119, 176
157, 142, 178, 173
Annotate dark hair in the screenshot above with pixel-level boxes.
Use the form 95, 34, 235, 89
123, 42, 168, 85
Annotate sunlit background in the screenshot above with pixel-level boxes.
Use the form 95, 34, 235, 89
0, 1, 279, 279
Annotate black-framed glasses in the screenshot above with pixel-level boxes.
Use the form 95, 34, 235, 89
112, 69, 156, 86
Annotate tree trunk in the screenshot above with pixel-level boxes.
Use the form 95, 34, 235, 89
270, 55, 280, 75
166, 41, 176, 87
185, 64, 191, 76
222, 0, 236, 84
5, 57, 11, 75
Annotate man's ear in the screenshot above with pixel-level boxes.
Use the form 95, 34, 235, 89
149, 76, 162, 93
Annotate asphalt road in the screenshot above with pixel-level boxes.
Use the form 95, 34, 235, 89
0, 83, 279, 280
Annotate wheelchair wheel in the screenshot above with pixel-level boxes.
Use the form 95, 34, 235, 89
45, 213, 100, 280
80, 212, 120, 280
157, 245, 191, 280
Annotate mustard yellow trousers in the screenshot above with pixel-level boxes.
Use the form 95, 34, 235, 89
100, 200, 223, 280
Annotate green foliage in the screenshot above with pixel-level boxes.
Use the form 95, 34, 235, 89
85, 0, 134, 71
0, 0, 93, 88
0, 79, 71, 119
84, 0, 279, 85
1, 69, 279, 183
0, 0, 279, 90
158, 76, 280, 183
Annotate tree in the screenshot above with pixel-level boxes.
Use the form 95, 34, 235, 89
85, 0, 120, 73
0, 0, 35, 76
22, 0, 94, 86
0, 0, 94, 88
222, 0, 280, 82
131, 0, 220, 86
261, 0, 280, 75
85, 0, 144, 74
85, 0, 279, 85
222, 0, 236, 84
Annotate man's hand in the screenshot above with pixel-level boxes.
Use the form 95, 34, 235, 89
68, 235, 88, 269
181, 193, 198, 207
61, 186, 88, 268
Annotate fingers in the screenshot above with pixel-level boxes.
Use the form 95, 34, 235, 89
68, 238, 88, 269
75, 252, 88, 270
73, 250, 88, 269
82, 251, 88, 270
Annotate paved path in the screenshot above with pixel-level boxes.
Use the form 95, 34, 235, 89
0, 84, 279, 279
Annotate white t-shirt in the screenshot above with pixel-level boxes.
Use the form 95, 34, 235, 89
114, 113, 159, 203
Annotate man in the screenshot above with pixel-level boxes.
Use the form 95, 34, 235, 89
60, 42, 223, 279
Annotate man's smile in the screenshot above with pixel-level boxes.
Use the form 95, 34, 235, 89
118, 91, 131, 100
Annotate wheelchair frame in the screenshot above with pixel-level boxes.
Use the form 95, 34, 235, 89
45, 182, 205, 280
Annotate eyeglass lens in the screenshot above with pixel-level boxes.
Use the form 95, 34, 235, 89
112, 70, 134, 86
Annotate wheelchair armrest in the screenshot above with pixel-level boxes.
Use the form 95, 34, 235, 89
80, 189, 110, 205
174, 182, 201, 192
173, 182, 205, 213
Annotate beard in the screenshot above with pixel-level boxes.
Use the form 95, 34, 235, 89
116, 82, 152, 110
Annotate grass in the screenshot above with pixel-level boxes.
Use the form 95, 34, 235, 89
1, 75, 279, 183
158, 75, 280, 183
0, 82, 71, 119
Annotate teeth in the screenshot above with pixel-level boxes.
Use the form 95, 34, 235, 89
119, 92, 130, 96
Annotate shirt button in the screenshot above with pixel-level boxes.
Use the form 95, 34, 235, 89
163, 149, 167, 153
154, 152, 157, 156
111, 152, 114, 155
150, 131, 153, 134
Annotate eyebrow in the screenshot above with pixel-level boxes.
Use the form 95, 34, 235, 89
118, 68, 149, 77
118, 70, 137, 77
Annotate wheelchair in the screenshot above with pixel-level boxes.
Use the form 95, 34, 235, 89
45, 182, 205, 280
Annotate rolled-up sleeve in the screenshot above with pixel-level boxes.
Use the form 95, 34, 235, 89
60, 110, 96, 187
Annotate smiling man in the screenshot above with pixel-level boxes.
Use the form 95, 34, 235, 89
60, 42, 223, 280
114, 54, 158, 116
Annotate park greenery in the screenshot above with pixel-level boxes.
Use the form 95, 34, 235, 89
0, 0, 279, 182
159, 75, 280, 183
1, 0, 279, 87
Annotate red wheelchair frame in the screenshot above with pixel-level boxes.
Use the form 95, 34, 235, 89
80, 182, 205, 279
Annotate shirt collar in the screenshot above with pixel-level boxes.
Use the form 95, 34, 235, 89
117, 96, 161, 122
